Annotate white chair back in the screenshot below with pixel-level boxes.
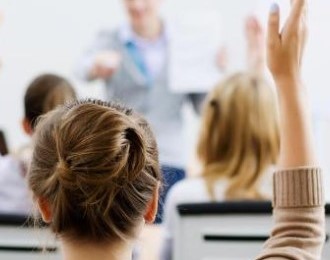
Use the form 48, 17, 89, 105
174, 202, 330, 260
0, 214, 60, 260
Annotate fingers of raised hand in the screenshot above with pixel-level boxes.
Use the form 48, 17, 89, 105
267, 3, 280, 48
287, 0, 307, 32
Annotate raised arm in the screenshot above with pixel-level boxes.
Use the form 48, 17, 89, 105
257, 0, 325, 259
245, 16, 266, 74
268, 0, 314, 167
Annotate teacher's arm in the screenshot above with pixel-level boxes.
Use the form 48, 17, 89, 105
76, 30, 121, 82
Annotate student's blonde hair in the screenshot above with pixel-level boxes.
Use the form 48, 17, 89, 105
197, 73, 280, 200
28, 99, 161, 243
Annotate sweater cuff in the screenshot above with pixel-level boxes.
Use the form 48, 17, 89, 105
273, 167, 324, 208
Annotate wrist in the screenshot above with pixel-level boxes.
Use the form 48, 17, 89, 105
274, 74, 302, 86
275, 79, 309, 111
274, 75, 303, 93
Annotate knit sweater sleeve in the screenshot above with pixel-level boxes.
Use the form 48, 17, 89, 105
257, 168, 325, 260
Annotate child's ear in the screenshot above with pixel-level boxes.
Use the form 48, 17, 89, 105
144, 183, 160, 224
37, 197, 52, 223
22, 118, 33, 136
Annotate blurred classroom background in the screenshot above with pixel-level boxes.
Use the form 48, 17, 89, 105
1, 0, 330, 198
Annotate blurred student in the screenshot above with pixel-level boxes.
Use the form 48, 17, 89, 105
0, 74, 76, 215
76, 0, 212, 222
160, 72, 279, 260
27, 1, 325, 259
16, 74, 77, 170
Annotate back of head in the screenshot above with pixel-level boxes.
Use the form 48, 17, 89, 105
197, 73, 280, 200
28, 99, 161, 243
24, 74, 77, 130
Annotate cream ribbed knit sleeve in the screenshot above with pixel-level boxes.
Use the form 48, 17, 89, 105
257, 168, 325, 260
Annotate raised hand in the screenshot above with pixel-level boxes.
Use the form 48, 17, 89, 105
267, 0, 307, 85
245, 16, 265, 72
267, 0, 316, 168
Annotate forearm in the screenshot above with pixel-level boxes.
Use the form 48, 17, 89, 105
247, 49, 266, 75
276, 78, 317, 167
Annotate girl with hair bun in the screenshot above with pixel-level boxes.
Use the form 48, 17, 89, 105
29, 99, 161, 257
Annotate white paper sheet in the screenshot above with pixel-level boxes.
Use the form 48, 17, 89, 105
168, 10, 223, 93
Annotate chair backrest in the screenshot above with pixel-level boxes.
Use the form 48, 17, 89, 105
0, 130, 8, 156
0, 213, 60, 260
174, 202, 330, 260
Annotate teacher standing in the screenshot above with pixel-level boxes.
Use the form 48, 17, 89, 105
76, 0, 206, 222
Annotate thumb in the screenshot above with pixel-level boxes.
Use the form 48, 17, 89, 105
267, 3, 281, 48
